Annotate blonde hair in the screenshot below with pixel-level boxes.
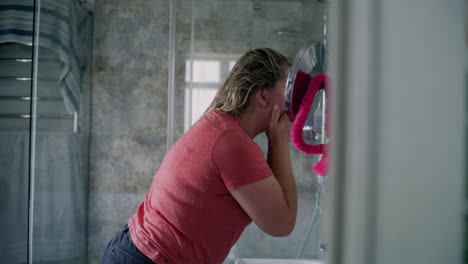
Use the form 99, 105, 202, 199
205, 48, 291, 117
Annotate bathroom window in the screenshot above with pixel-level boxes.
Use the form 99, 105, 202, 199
184, 58, 237, 131
229, 60, 236, 71
184, 87, 217, 129
185, 60, 221, 83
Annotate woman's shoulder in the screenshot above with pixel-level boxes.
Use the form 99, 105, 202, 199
181, 111, 239, 143
204, 110, 240, 128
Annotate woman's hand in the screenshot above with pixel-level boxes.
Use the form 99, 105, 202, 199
267, 105, 292, 146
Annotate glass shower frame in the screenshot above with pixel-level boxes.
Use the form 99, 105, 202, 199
0, 0, 93, 263
30, 1, 93, 263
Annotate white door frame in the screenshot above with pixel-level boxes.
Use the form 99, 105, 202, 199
327, 1, 466, 264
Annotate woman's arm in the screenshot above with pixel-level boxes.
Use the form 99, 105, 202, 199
230, 106, 297, 236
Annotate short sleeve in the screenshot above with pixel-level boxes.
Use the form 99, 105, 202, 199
212, 129, 273, 191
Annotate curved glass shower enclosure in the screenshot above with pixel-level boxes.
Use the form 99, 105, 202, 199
170, 0, 329, 262
0, 0, 93, 263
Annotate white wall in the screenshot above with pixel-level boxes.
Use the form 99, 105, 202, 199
328, 1, 466, 264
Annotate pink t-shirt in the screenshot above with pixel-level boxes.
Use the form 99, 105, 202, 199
128, 111, 273, 264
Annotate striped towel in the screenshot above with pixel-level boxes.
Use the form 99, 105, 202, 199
0, 0, 92, 114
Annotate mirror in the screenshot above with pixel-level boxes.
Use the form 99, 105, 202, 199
285, 42, 330, 145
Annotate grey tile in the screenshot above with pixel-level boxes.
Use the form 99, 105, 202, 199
89, 135, 165, 193
87, 192, 146, 264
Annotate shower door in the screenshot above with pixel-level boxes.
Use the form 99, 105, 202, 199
0, 0, 93, 263
170, 0, 329, 263
0, 3, 34, 261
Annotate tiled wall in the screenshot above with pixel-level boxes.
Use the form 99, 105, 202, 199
88, 0, 170, 263
88, 1, 327, 263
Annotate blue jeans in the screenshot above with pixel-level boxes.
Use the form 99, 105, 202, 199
101, 224, 155, 264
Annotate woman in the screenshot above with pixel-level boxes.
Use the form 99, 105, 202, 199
101, 48, 296, 264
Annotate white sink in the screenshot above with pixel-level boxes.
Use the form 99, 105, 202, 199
235, 259, 325, 264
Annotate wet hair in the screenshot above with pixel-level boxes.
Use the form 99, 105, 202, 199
205, 48, 291, 117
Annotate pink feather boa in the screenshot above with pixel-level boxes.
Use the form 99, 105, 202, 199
290, 73, 330, 176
